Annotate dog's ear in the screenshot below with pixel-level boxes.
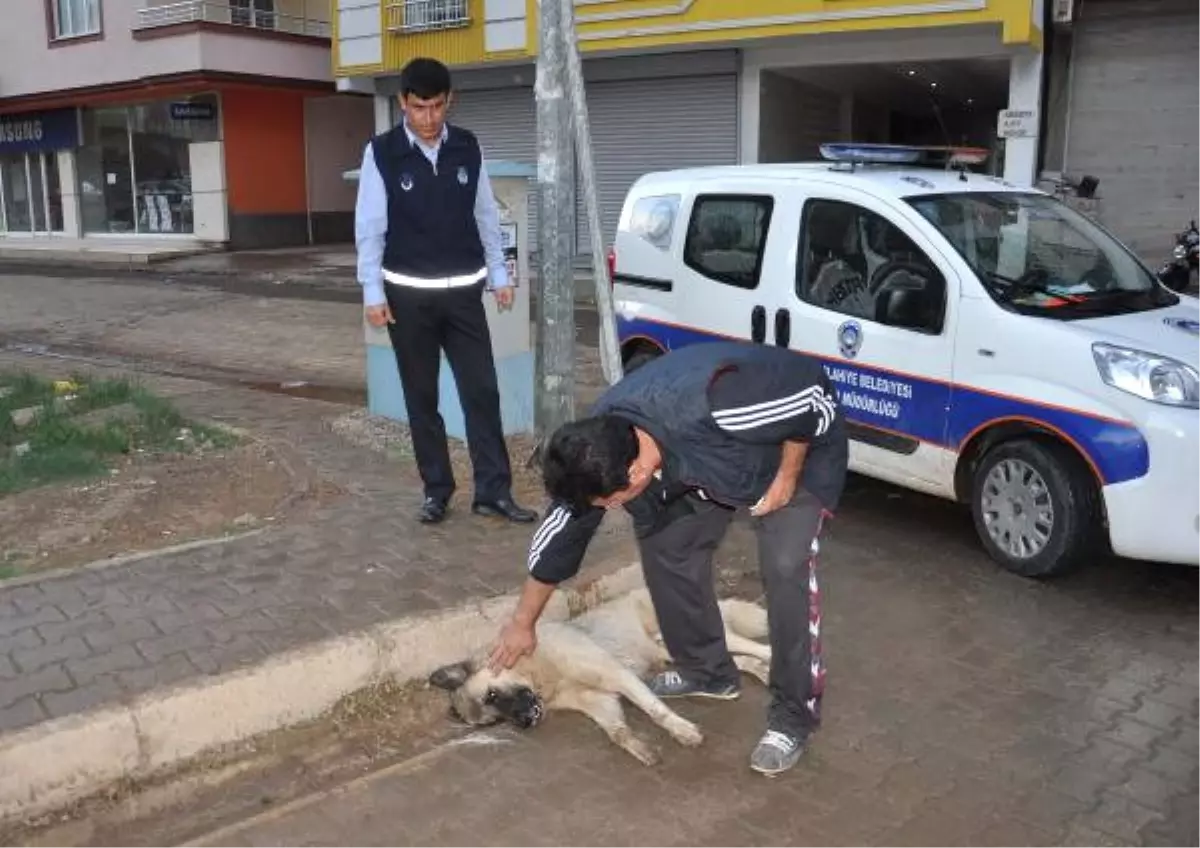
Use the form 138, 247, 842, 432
428, 661, 472, 691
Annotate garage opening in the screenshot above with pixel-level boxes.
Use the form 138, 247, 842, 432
758, 58, 1011, 173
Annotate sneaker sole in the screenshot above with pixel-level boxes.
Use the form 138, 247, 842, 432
750, 755, 803, 776
655, 689, 741, 701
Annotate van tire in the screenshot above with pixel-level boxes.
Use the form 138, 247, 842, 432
623, 348, 661, 374
969, 439, 1101, 579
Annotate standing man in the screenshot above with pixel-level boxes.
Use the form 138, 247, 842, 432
355, 57, 537, 526
489, 340, 849, 776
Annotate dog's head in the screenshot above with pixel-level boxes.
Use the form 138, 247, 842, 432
427, 660, 546, 730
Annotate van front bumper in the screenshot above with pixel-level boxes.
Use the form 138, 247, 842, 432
1102, 406, 1199, 566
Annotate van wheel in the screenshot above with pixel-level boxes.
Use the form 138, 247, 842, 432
970, 439, 1100, 579
623, 348, 661, 374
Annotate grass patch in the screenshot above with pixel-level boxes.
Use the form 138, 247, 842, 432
0, 370, 236, 497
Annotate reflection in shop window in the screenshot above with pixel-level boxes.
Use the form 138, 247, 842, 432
78, 94, 220, 235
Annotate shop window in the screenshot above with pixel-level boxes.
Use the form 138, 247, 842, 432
0, 152, 64, 234
77, 95, 220, 236
50, 0, 101, 39
797, 199, 946, 335
683, 194, 774, 290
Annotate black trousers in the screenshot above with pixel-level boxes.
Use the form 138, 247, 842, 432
637, 491, 829, 739
383, 280, 512, 503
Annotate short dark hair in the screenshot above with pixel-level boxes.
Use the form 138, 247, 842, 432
543, 415, 638, 513
400, 58, 452, 100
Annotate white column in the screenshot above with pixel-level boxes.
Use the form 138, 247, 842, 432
57, 150, 82, 237
189, 141, 229, 242
1003, 51, 1043, 187
373, 93, 393, 134
738, 61, 761, 164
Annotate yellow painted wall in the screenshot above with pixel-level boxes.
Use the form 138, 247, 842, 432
336, 0, 1041, 76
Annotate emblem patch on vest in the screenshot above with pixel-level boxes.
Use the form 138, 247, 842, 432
457, 166, 469, 186
400, 173, 414, 192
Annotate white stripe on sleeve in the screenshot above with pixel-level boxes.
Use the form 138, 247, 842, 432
712, 386, 834, 435
527, 505, 571, 572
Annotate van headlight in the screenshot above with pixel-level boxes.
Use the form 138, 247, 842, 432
1092, 343, 1200, 408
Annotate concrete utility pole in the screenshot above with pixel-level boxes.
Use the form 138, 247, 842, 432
532, 0, 576, 460
560, 0, 623, 388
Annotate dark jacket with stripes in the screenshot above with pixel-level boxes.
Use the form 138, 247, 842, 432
527, 341, 849, 585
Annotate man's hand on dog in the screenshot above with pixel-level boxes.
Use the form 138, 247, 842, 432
489, 619, 537, 672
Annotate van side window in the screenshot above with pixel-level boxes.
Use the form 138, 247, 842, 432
797, 199, 947, 335
683, 195, 774, 290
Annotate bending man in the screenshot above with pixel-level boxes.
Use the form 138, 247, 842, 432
489, 340, 849, 776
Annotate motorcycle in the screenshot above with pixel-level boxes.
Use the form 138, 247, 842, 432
1156, 220, 1199, 293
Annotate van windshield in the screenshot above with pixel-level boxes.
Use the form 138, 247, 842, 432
904, 191, 1178, 319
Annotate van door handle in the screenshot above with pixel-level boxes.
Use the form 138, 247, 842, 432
774, 308, 791, 348
750, 306, 766, 344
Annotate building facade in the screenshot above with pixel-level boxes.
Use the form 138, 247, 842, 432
0, 0, 376, 248
1041, 0, 1198, 258
333, 0, 1047, 258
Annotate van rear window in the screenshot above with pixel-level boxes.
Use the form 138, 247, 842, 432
683, 194, 774, 290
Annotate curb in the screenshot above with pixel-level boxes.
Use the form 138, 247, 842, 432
0, 560, 645, 826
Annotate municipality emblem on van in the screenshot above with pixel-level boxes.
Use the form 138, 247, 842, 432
1163, 316, 1199, 335
457, 166, 469, 185
837, 320, 863, 359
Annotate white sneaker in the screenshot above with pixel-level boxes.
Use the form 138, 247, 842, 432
750, 729, 806, 775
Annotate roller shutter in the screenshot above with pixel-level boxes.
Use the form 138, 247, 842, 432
574, 72, 739, 257
1064, 0, 1199, 257
448, 86, 539, 248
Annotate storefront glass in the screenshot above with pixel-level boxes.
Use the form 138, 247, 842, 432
0, 108, 77, 235
0, 152, 64, 234
78, 108, 136, 234
78, 93, 220, 235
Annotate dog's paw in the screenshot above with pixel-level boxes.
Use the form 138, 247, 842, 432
630, 739, 661, 767
617, 731, 661, 766
670, 719, 704, 748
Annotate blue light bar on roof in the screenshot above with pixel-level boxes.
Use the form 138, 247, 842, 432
819, 142, 990, 168
820, 143, 925, 164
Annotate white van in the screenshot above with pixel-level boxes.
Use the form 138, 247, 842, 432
606, 144, 1199, 578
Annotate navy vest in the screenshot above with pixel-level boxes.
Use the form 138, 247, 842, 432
370, 122, 487, 280
591, 341, 848, 511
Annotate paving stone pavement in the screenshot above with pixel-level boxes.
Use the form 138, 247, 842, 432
79, 502, 1200, 847
0, 351, 633, 735
1, 271, 1196, 845
0, 273, 366, 391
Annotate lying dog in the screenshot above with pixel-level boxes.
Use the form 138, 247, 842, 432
428, 587, 771, 766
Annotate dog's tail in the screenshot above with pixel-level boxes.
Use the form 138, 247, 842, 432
719, 599, 768, 640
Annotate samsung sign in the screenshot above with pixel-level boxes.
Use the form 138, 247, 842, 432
0, 108, 80, 154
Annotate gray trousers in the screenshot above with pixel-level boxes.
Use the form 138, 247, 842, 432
638, 490, 828, 739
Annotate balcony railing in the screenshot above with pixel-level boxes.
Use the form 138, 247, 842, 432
385, 0, 470, 33
134, 1, 331, 38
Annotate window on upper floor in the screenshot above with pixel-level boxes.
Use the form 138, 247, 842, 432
401, 0, 469, 32
49, 0, 101, 40
230, 0, 277, 29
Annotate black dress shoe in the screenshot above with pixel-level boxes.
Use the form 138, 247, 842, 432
472, 498, 538, 523
417, 497, 449, 524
